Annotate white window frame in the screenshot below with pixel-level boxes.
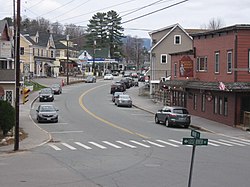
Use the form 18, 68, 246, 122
215, 52, 220, 73
227, 51, 232, 73
196, 56, 207, 72
161, 54, 167, 64
174, 35, 181, 45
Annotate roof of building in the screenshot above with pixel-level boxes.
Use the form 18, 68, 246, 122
191, 24, 250, 37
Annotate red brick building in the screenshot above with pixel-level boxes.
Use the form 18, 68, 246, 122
164, 24, 250, 127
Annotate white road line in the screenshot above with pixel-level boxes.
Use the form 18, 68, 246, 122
143, 140, 165, 147
130, 140, 150, 148
209, 139, 233, 146
208, 142, 220, 147
229, 139, 250, 145
156, 140, 179, 147
61, 143, 77, 150
219, 139, 245, 146
74, 142, 92, 149
88, 142, 107, 149
49, 144, 61, 151
102, 141, 122, 148
116, 141, 136, 148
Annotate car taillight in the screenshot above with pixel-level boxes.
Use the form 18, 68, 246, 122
169, 113, 177, 117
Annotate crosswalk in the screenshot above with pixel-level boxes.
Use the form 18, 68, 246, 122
47, 138, 250, 151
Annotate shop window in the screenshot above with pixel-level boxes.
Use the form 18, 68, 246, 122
193, 94, 197, 110
214, 96, 218, 114
201, 94, 206, 112
224, 97, 228, 116
219, 97, 223, 115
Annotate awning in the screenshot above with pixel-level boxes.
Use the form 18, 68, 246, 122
45, 62, 57, 67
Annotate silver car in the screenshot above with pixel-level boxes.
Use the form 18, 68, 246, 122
115, 94, 132, 107
36, 104, 59, 123
155, 106, 191, 128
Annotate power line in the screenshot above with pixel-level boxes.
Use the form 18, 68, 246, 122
28, 0, 46, 9
122, 0, 188, 24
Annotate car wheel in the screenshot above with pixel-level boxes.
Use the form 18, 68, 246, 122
165, 119, 170, 127
184, 124, 189, 128
155, 115, 160, 124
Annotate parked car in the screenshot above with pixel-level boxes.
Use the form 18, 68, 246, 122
86, 75, 96, 83
39, 88, 54, 102
36, 104, 59, 123
112, 71, 119, 76
51, 83, 62, 95
110, 82, 125, 94
104, 74, 114, 80
112, 92, 124, 102
155, 106, 191, 128
115, 94, 132, 107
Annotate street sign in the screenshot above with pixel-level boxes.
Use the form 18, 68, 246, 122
182, 138, 208, 146
191, 130, 200, 139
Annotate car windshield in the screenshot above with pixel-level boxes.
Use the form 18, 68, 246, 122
120, 95, 130, 99
173, 109, 189, 114
52, 84, 59, 88
41, 89, 52, 93
40, 105, 55, 112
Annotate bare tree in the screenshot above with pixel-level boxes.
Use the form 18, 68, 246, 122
201, 18, 225, 30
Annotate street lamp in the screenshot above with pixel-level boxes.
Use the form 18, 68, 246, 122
66, 35, 69, 85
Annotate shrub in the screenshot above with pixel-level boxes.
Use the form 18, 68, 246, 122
0, 100, 15, 135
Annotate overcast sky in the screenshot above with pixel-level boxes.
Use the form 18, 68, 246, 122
1, 0, 250, 38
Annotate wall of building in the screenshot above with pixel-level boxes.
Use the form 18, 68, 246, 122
186, 89, 236, 126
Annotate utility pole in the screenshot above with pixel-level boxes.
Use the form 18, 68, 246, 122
66, 35, 69, 85
14, 0, 21, 151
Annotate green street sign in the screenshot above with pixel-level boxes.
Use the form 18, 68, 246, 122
191, 130, 200, 139
182, 138, 208, 146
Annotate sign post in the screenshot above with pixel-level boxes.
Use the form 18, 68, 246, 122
182, 130, 208, 187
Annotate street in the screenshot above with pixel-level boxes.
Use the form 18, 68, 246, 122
1, 78, 250, 187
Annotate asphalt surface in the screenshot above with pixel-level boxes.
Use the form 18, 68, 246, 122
1, 76, 250, 153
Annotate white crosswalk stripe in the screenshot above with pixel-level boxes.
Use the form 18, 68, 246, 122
229, 139, 250, 145
219, 139, 245, 146
75, 142, 92, 149
47, 138, 250, 151
89, 142, 107, 149
102, 141, 122, 148
130, 140, 150, 148
49, 144, 61, 150
143, 140, 165, 147
61, 143, 77, 150
209, 139, 233, 146
116, 141, 136, 148
156, 140, 179, 147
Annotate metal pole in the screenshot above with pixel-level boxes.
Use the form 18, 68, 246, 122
14, 0, 21, 151
188, 145, 196, 187
66, 35, 69, 85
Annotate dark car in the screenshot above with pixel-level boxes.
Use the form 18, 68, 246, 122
155, 106, 191, 128
115, 94, 132, 107
51, 83, 62, 95
36, 104, 59, 123
39, 88, 54, 102
86, 75, 96, 83
110, 82, 125, 94
112, 92, 124, 102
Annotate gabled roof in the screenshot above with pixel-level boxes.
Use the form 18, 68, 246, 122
150, 23, 193, 51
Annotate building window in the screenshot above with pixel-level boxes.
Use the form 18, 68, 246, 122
41, 49, 43, 57
227, 51, 232, 73
37, 49, 40, 56
20, 47, 24, 55
201, 94, 206, 112
5, 90, 13, 105
196, 56, 207, 72
219, 97, 223, 115
161, 54, 167, 64
174, 63, 177, 77
224, 97, 228, 116
33, 48, 35, 56
51, 51, 54, 58
214, 96, 218, 114
174, 35, 181, 45
215, 52, 220, 73
193, 94, 197, 110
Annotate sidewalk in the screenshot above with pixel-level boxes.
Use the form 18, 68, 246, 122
1, 77, 249, 153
